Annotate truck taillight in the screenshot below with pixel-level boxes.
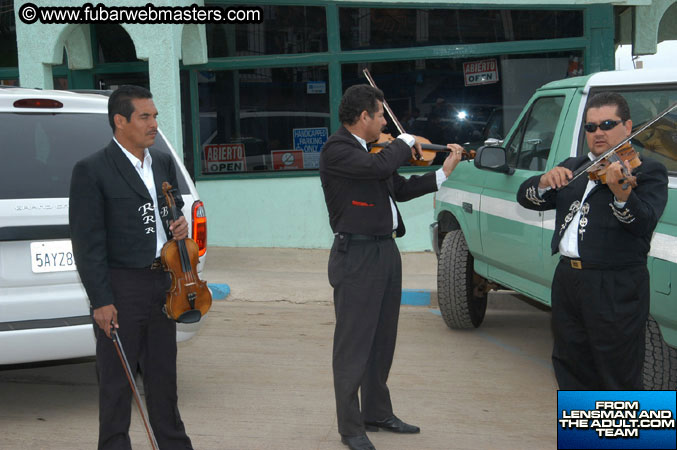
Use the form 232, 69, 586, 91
192, 200, 207, 257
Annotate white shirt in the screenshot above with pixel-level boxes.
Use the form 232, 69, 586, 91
538, 152, 626, 258
114, 138, 168, 257
352, 133, 448, 231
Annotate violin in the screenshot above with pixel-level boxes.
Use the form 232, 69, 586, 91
587, 141, 641, 189
563, 101, 677, 191
161, 182, 212, 323
369, 132, 475, 166
362, 68, 475, 165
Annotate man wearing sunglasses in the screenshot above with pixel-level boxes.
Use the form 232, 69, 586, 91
516, 92, 668, 390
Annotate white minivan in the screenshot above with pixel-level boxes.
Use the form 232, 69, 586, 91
0, 87, 208, 365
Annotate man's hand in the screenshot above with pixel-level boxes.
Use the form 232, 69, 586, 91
93, 304, 118, 339
169, 216, 188, 240
441, 144, 464, 177
410, 141, 424, 161
539, 166, 573, 189
604, 160, 633, 202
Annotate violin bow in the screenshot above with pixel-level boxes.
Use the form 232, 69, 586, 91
567, 101, 677, 186
362, 68, 424, 160
111, 323, 160, 450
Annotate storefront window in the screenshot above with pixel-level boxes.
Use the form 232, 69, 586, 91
343, 51, 583, 165
340, 8, 583, 50
95, 24, 137, 63
0, 3, 17, 68
197, 65, 330, 174
207, 5, 327, 58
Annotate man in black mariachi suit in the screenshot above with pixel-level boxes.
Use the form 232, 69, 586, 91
516, 92, 668, 390
69, 85, 193, 449
320, 84, 464, 450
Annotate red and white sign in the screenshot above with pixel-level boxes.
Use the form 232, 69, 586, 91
203, 143, 246, 173
272, 150, 304, 170
463, 59, 499, 86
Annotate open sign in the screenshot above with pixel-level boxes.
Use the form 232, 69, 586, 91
463, 59, 499, 86
203, 143, 247, 173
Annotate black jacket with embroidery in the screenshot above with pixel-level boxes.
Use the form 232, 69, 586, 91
69, 140, 184, 309
319, 126, 438, 237
516, 154, 668, 266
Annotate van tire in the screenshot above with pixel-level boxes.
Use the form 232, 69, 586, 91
643, 315, 677, 390
437, 230, 487, 329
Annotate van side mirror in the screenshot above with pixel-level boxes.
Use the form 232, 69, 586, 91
473, 145, 514, 175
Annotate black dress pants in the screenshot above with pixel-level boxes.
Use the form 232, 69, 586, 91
328, 235, 402, 437
551, 261, 650, 390
93, 267, 192, 450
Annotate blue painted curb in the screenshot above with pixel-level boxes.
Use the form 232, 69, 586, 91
209, 283, 230, 300
401, 289, 431, 306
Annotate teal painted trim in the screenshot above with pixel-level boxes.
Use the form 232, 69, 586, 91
584, 4, 615, 74
0, 68, 19, 78
53, 66, 68, 76
336, 38, 588, 63
207, 0, 585, 10
192, 54, 331, 71
91, 62, 148, 74
189, 37, 587, 71
69, 70, 95, 89
326, 3, 343, 133
189, 70, 201, 180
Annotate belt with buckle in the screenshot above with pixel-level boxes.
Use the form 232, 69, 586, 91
560, 256, 605, 270
149, 257, 164, 270
341, 232, 396, 241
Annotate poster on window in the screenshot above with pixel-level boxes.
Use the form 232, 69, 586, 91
463, 59, 499, 86
272, 150, 304, 170
293, 127, 328, 169
203, 143, 247, 173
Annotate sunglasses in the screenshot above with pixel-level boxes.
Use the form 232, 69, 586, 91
583, 119, 623, 133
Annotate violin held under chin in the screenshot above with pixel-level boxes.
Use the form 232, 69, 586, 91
368, 132, 476, 165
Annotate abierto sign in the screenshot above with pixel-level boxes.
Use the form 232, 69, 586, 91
203, 143, 247, 173
463, 59, 499, 86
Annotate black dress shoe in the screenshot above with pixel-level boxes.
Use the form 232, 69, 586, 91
364, 415, 420, 433
341, 434, 376, 450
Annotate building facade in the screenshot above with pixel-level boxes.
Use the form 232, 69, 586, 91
3, 0, 675, 249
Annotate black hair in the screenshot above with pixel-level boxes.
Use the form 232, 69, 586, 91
585, 92, 631, 122
338, 84, 384, 125
107, 85, 153, 132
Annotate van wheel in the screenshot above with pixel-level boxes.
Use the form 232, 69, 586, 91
643, 315, 677, 390
437, 230, 487, 329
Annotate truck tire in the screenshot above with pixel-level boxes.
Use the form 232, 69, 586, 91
643, 315, 677, 390
437, 230, 487, 329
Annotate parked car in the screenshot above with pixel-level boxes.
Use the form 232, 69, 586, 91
430, 69, 677, 389
0, 88, 208, 365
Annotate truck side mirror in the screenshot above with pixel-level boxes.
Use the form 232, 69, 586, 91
473, 145, 515, 175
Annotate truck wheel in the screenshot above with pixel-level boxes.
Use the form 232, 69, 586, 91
437, 230, 487, 329
643, 315, 677, 390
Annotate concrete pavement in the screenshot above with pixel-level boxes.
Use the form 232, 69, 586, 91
0, 247, 558, 449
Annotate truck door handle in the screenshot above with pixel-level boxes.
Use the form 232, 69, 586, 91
463, 202, 473, 214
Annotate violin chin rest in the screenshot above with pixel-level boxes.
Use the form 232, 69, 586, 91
176, 309, 202, 324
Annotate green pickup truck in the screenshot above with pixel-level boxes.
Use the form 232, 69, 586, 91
430, 69, 677, 389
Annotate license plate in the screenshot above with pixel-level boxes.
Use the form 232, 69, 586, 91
30, 240, 77, 273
